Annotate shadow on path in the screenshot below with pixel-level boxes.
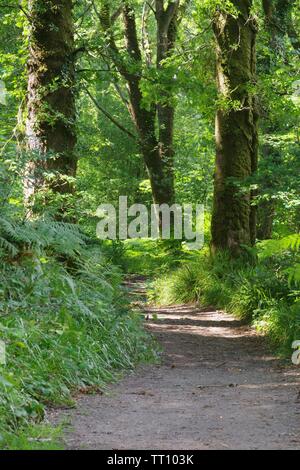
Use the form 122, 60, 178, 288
53, 277, 300, 450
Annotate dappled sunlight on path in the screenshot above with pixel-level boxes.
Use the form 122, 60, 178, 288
53, 277, 300, 450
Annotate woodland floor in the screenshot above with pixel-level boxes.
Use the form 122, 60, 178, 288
51, 276, 300, 450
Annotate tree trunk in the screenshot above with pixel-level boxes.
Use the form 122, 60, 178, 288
99, 1, 177, 209
257, 200, 275, 240
140, 127, 175, 206
155, 0, 179, 207
211, 0, 259, 256
25, 0, 77, 206
122, 2, 175, 207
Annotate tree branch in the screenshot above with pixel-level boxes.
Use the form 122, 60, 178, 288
75, 2, 92, 26
146, 1, 156, 15
113, 81, 130, 108
123, 2, 142, 62
0, 2, 30, 20
19, 4, 31, 21
84, 87, 137, 141
92, 0, 130, 79
164, 0, 179, 31
155, 0, 179, 34
111, 5, 123, 24
156, 0, 179, 67
142, 1, 153, 66
155, 0, 164, 17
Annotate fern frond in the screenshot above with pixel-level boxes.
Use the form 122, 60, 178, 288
0, 236, 18, 257
0, 216, 90, 260
258, 234, 300, 258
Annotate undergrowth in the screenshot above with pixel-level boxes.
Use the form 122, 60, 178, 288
118, 239, 195, 275
0, 218, 158, 449
150, 236, 300, 355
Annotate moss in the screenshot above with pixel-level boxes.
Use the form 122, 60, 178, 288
211, 0, 258, 256
25, 0, 77, 203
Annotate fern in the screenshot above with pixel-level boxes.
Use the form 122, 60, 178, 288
258, 234, 300, 258
0, 216, 89, 260
258, 234, 300, 285
285, 263, 300, 284
0, 236, 18, 257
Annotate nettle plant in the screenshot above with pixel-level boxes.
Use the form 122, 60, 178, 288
292, 341, 300, 365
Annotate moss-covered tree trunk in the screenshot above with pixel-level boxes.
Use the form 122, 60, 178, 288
25, 0, 77, 206
211, 0, 259, 255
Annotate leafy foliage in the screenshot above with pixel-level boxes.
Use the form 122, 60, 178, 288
0, 0, 299, 450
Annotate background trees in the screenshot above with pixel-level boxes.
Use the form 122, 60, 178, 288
80, 0, 184, 208
0, 0, 298, 243
211, 0, 259, 255
257, 0, 300, 240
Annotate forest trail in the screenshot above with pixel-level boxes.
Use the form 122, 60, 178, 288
55, 276, 300, 450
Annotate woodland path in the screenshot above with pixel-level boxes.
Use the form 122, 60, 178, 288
53, 276, 300, 450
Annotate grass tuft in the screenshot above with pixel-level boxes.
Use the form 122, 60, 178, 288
150, 246, 300, 355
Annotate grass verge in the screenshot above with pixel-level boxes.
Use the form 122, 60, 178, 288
149, 240, 300, 355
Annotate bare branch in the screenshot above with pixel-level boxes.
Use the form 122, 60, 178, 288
75, 2, 93, 26
19, 4, 31, 21
146, 1, 156, 15
113, 81, 130, 108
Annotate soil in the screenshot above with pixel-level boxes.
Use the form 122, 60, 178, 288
51, 277, 300, 450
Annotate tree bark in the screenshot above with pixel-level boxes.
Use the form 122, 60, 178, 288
211, 0, 259, 256
257, 200, 275, 239
122, 3, 174, 206
155, 0, 179, 206
25, 0, 77, 206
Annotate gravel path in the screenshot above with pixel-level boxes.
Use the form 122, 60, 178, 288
53, 278, 300, 450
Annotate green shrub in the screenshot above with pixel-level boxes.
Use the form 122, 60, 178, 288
253, 301, 300, 352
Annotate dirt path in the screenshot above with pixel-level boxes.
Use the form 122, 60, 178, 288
54, 277, 300, 450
